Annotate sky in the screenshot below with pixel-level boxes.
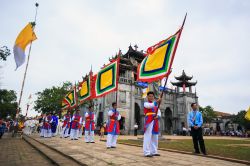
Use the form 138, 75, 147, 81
1, 0, 250, 116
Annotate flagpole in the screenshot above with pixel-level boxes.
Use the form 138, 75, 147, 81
155, 13, 187, 114
16, 3, 39, 118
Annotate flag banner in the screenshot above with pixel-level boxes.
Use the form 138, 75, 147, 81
92, 59, 119, 98
64, 87, 77, 108
245, 107, 250, 121
62, 98, 70, 110
137, 29, 182, 82
78, 75, 91, 104
14, 23, 37, 70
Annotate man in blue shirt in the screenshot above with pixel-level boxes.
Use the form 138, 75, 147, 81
188, 103, 207, 155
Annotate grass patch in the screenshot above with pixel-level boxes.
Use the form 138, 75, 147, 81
118, 139, 250, 161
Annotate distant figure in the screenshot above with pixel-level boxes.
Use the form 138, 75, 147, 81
143, 91, 161, 157
134, 123, 138, 136
84, 105, 95, 143
61, 111, 71, 138
188, 103, 207, 155
0, 118, 5, 139
106, 102, 121, 149
100, 123, 105, 141
51, 113, 58, 137
40, 114, 46, 137
43, 113, 53, 138
70, 109, 82, 140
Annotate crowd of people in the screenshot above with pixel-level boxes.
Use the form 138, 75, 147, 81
2, 91, 228, 157
36, 104, 112, 145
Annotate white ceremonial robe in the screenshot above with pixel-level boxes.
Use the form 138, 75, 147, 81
143, 102, 161, 156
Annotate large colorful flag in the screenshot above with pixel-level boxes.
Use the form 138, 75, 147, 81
78, 75, 92, 104
64, 86, 77, 108
91, 58, 120, 98
245, 106, 250, 121
14, 23, 37, 70
137, 15, 186, 82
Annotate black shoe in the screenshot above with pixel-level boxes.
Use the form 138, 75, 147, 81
202, 152, 207, 155
90, 142, 95, 143
152, 154, 160, 156
85, 142, 90, 143
193, 151, 200, 155
111, 146, 116, 148
74, 139, 78, 140
71, 139, 74, 140
107, 147, 111, 149
145, 154, 153, 157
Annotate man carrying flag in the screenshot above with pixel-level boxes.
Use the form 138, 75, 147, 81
84, 105, 95, 143
143, 91, 162, 157
138, 14, 187, 157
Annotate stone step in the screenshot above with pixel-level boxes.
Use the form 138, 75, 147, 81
23, 135, 86, 166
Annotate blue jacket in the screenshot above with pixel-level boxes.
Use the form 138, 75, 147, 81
188, 110, 203, 127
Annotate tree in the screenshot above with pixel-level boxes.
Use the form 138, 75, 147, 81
199, 105, 217, 123
0, 89, 18, 119
0, 46, 11, 61
34, 82, 72, 115
232, 110, 250, 130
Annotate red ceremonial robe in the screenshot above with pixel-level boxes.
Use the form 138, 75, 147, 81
144, 101, 159, 134
85, 112, 95, 131
71, 114, 81, 129
44, 115, 52, 130
107, 109, 120, 135
62, 115, 71, 128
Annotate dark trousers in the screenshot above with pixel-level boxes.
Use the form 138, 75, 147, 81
191, 127, 206, 154
134, 129, 137, 136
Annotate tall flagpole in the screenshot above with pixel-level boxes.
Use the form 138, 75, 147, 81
16, 3, 39, 118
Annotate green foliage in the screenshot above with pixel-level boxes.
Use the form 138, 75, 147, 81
0, 46, 11, 61
232, 110, 250, 130
199, 105, 216, 123
34, 81, 72, 114
0, 89, 18, 119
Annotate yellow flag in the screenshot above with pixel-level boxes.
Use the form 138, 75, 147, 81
245, 106, 250, 121
14, 23, 37, 69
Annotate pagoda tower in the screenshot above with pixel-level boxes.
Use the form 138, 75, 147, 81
171, 70, 197, 93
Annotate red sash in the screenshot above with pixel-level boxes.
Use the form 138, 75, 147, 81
144, 102, 159, 134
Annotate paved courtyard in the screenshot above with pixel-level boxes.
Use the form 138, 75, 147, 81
28, 134, 247, 166
0, 133, 55, 166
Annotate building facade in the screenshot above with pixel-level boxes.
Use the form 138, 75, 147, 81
92, 45, 198, 135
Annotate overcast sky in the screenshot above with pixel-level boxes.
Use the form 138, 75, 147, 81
1, 0, 250, 116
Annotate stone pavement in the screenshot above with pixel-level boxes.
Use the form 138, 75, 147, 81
29, 134, 247, 166
0, 133, 55, 166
